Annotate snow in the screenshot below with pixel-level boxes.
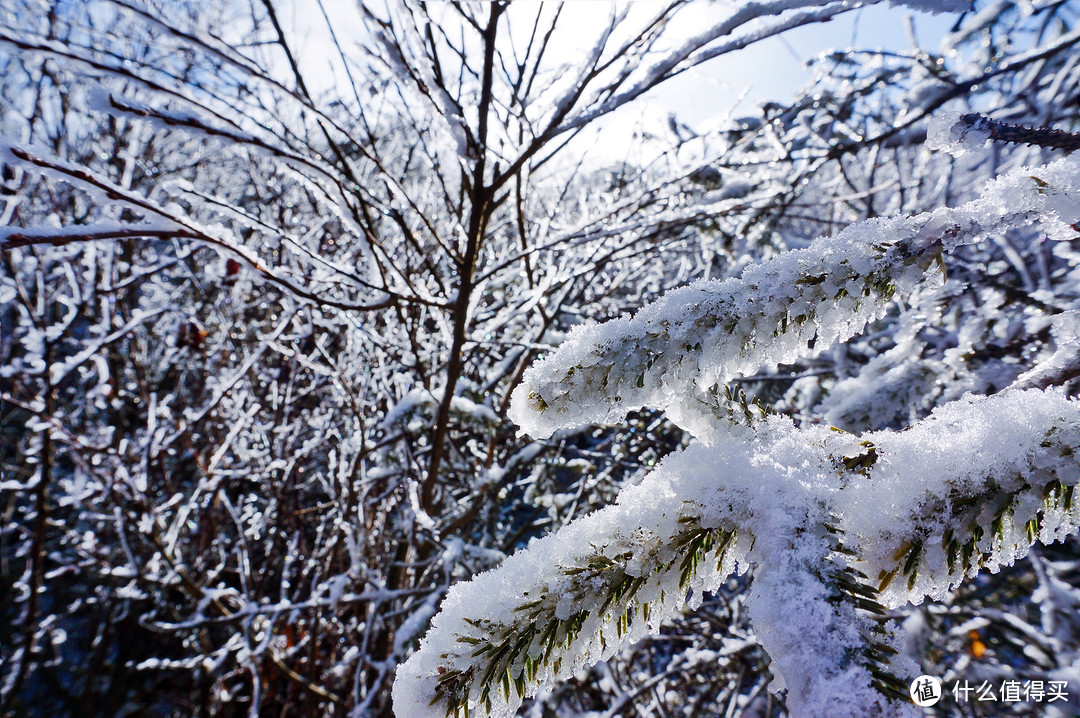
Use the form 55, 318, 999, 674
381, 388, 500, 433
926, 111, 991, 156
842, 390, 1080, 606
398, 387, 1080, 717
7, 1, 1080, 715
889, 0, 969, 11
510, 158, 1080, 442
1012, 311, 1080, 391
402, 155, 1080, 718
394, 590, 443, 658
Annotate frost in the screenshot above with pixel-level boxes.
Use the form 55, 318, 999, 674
510, 158, 1080, 441
404, 157, 1080, 718
6, 1, 1080, 716
382, 387, 499, 432
927, 111, 991, 156
400, 389, 1080, 717
887, 0, 969, 12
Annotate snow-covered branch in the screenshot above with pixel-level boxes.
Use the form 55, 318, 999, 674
397, 389, 1080, 717
510, 158, 1080, 440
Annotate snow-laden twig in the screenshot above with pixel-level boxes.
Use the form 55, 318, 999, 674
0, 143, 403, 311
509, 158, 1080, 441
397, 388, 1080, 718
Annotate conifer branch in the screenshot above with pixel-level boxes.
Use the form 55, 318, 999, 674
405, 161, 1080, 718
403, 388, 1080, 718
860, 418, 1080, 604
426, 519, 739, 717
820, 520, 909, 702
956, 113, 1080, 153
510, 159, 1080, 441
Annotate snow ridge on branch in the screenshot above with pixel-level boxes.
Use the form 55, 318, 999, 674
509, 158, 1080, 442
396, 388, 1080, 718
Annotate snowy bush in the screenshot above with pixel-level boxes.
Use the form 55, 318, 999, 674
4, 0, 1080, 717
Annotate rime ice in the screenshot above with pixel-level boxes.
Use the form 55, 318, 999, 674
399, 157, 1080, 718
